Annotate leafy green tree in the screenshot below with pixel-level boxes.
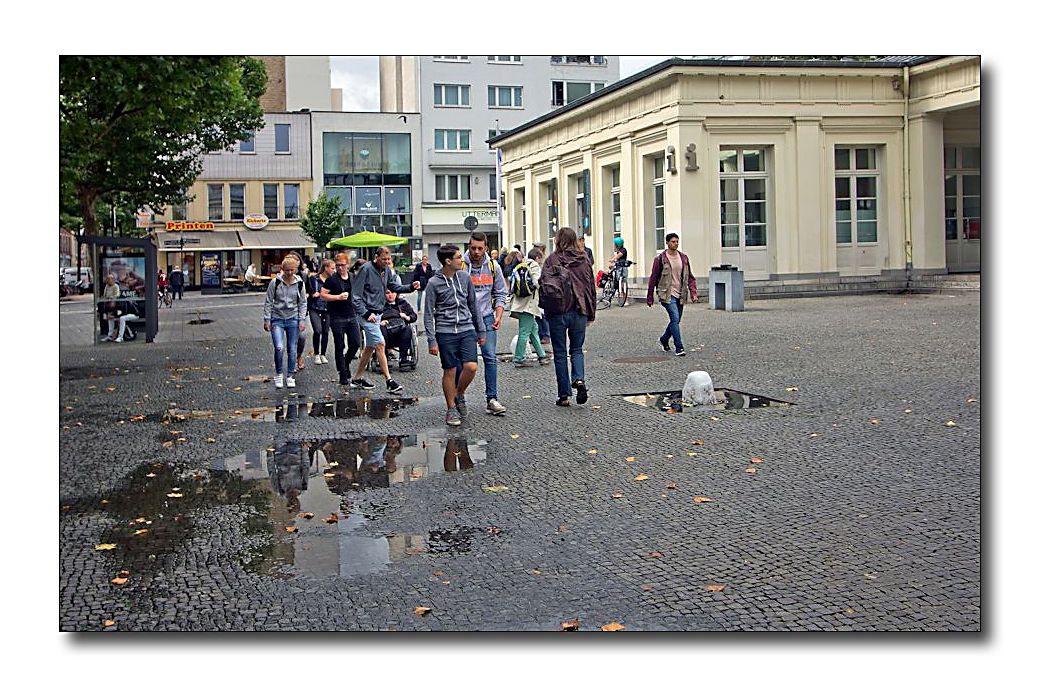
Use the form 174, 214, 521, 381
299, 192, 349, 251
60, 56, 266, 236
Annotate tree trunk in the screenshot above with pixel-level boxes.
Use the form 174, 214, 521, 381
78, 186, 98, 236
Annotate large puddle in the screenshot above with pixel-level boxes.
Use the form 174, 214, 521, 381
617, 388, 793, 413
145, 396, 422, 425
66, 431, 489, 582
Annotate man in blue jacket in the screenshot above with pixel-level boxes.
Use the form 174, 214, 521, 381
461, 232, 508, 416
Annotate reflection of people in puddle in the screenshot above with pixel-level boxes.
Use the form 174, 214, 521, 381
275, 401, 307, 422
358, 437, 390, 488
268, 439, 309, 513
443, 437, 474, 472
314, 438, 367, 495
385, 436, 403, 475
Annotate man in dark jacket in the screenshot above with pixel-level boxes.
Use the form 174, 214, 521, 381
380, 289, 418, 370
411, 254, 435, 315
645, 232, 699, 357
169, 265, 185, 300
350, 247, 419, 394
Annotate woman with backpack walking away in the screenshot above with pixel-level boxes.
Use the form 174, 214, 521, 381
507, 248, 550, 369
540, 227, 597, 406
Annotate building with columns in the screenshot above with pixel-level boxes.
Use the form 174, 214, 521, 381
490, 56, 980, 292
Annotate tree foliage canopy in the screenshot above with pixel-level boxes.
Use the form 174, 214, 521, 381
299, 192, 349, 250
59, 56, 266, 235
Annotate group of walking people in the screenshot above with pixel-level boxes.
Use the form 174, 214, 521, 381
263, 227, 699, 426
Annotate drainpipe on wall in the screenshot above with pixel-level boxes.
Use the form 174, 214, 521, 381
902, 66, 913, 288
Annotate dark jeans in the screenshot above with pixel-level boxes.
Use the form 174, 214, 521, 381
330, 317, 362, 375
537, 315, 550, 339
309, 309, 330, 355
659, 296, 685, 351
385, 323, 414, 363
172, 285, 184, 300
547, 310, 588, 399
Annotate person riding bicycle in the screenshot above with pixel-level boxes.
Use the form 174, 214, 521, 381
608, 237, 630, 283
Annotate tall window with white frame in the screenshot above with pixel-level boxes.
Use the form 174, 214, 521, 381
610, 166, 621, 240
834, 147, 880, 246
652, 157, 665, 250
263, 184, 279, 219
230, 184, 246, 221
284, 184, 300, 220
719, 148, 768, 251
944, 146, 981, 241
208, 184, 224, 221
275, 124, 290, 154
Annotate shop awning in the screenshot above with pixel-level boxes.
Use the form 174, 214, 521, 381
237, 229, 314, 250
156, 230, 242, 251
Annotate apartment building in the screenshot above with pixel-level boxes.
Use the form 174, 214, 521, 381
380, 55, 620, 257
491, 57, 980, 290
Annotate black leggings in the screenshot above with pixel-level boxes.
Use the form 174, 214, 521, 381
330, 317, 362, 374
309, 309, 330, 355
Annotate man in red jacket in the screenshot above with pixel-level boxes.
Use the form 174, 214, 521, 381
646, 232, 698, 356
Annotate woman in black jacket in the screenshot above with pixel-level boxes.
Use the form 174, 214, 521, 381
411, 254, 435, 314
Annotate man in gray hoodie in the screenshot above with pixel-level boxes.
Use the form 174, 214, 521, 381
350, 246, 419, 394
424, 244, 486, 426
461, 232, 509, 416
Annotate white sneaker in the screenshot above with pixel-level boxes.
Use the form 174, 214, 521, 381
314, 355, 324, 365
273, 374, 284, 389
321, 355, 329, 364
286, 376, 296, 388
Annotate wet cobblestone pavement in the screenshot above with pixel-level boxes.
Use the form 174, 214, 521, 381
58, 292, 981, 631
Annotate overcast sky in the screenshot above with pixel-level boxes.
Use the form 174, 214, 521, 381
330, 56, 677, 112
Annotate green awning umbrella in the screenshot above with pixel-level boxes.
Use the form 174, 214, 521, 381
326, 231, 409, 249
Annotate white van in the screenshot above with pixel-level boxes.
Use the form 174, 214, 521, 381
60, 267, 93, 293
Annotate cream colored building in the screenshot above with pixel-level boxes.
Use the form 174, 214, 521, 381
491, 57, 981, 291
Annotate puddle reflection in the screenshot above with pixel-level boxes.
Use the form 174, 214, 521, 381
149, 396, 421, 425
620, 388, 792, 413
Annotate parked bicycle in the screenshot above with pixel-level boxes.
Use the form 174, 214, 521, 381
597, 259, 631, 309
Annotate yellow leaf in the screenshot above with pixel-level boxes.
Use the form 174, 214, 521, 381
785, 386, 799, 392
691, 439, 705, 446
285, 526, 298, 533
521, 395, 531, 399
665, 454, 674, 459
530, 569, 542, 576
300, 512, 314, 519
414, 607, 432, 616
869, 418, 880, 425
687, 451, 697, 457
510, 434, 520, 439
483, 485, 510, 493
633, 474, 649, 481
133, 529, 148, 536
560, 618, 580, 631
206, 437, 216, 443
433, 570, 445, 576
692, 496, 713, 503
326, 461, 340, 467
845, 608, 857, 615
705, 584, 725, 592
110, 577, 128, 586
587, 449, 598, 454
611, 492, 624, 499
95, 543, 117, 551
809, 433, 819, 438
103, 620, 115, 627
591, 405, 601, 409
129, 415, 145, 421
600, 622, 625, 631
176, 437, 187, 443
233, 387, 242, 391
750, 457, 764, 464
745, 467, 757, 474
161, 441, 173, 449
167, 492, 184, 498
710, 416, 720, 421
945, 420, 957, 427
324, 514, 339, 524
904, 409, 913, 414
625, 457, 637, 462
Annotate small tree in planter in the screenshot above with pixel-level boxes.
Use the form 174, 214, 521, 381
300, 192, 349, 256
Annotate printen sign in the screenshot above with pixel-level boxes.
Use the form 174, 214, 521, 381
166, 222, 215, 231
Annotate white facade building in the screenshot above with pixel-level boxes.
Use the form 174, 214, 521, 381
380, 56, 620, 256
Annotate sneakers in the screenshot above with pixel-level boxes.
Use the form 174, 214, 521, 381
660, 340, 671, 353
675, 349, 686, 357
486, 398, 507, 415
538, 357, 551, 366
445, 407, 462, 426
314, 355, 326, 365
514, 360, 535, 369
351, 377, 375, 389
455, 394, 467, 419
555, 397, 571, 407
273, 374, 284, 389
573, 380, 588, 405
386, 378, 403, 395
286, 376, 296, 388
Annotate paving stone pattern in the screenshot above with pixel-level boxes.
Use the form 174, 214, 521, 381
59, 292, 981, 631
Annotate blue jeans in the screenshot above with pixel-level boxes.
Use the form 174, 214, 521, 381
270, 318, 300, 376
547, 310, 587, 398
660, 296, 685, 351
455, 313, 498, 400
537, 315, 550, 339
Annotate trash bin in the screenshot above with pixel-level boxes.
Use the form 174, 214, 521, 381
709, 265, 744, 312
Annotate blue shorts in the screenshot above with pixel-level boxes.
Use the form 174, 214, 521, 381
435, 330, 478, 370
360, 315, 384, 347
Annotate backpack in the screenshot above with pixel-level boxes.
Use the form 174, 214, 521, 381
510, 261, 536, 299
537, 261, 575, 314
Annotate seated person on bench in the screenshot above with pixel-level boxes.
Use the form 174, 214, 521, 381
380, 289, 417, 369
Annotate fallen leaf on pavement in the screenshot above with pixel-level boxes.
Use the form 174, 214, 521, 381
665, 482, 677, 490
904, 409, 913, 414
710, 416, 720, 421
285, 526, 298, 533
750, 457, 763, 464
529, 569, 542, 576
845, 608, 857, 615
649, 551, 662, 558
510, 434, 520, 439
130, 415, 144, 421
587, 449, 598, 454
705, 584, 725, 592
167, 492, 184, 498
785, 386, 799, 392
103, 620, 115, 627
560, 619, 580, 631
601, 622, 625, 631
692, 496, 713, 503
634, 474, 649, 481
691, 439, 705, 446
414, 607, 431, 616
133, 529, 148, 536
522, 395, 531, 399
869, 418, 880, 425
323, 514, 339, 524
146, 473, 156, 478
625, 457, 637, 462
206, 438, 216, 443
95, 543, 117, 551
433, 570, 445, 577
483, 485, 510, 493
642, 584, 653, 592
945, 420, 957, 427
665, 454, 674, 459
687, 451, 697, 457
161, 441, 174, 449
967, 398, 977, 403
809, 433, 819, 438
233, 387, 242, 391
611, 492, 624, 499
486, 526, 502, 535
300, 512, 314, 519
591, 405, 601, 409
110, 577, 128, 586
745, 467, 757, 474
558, 524, 571, 532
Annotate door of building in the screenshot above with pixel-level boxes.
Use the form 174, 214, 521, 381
944, 146, 981, 273
719, 148, 769, 280
835, 147, 883, 277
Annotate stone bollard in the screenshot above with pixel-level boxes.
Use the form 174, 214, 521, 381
683, 371, 719, 405
709, 265, 744, 312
